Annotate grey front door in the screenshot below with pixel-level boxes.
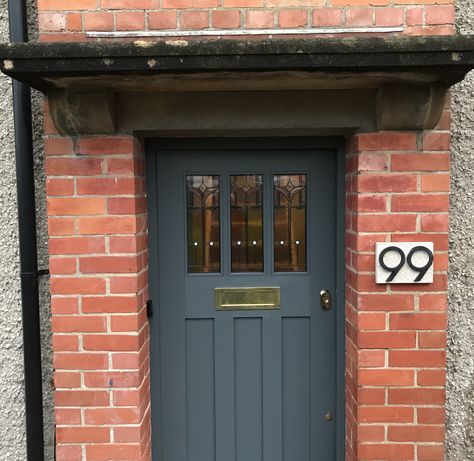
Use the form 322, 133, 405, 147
147, 138, 342, 461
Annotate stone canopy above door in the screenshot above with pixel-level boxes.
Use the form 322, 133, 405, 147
0, 35, 473, 136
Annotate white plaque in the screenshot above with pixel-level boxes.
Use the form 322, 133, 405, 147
375, 242, 434, 284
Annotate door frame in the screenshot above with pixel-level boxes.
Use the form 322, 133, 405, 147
145, 136, 346, 460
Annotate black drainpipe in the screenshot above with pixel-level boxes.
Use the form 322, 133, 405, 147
8, 0, 45, 460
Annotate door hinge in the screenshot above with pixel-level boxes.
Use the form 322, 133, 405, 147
146, 299, 153, 318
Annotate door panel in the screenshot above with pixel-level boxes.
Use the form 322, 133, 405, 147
148, 139, 341, 461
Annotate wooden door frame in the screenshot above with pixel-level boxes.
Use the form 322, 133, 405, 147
145, 136, 346, 460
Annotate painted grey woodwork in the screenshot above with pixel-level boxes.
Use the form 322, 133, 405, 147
147, 138, 343, 461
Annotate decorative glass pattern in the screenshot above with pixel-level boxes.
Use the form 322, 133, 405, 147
186, 175, 220, 273
231, 175, 264, 272
273, 174, 307, 272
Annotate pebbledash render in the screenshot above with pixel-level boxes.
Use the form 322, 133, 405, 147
0, 0, 473, 461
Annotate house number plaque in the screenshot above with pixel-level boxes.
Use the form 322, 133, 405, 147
375, 242, 434, 284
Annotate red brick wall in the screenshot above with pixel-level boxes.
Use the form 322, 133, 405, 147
37, 0, 456, 41
345, 103, 450, 460
46, 106, 151, 460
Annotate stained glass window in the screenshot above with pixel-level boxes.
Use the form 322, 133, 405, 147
186, 175, 220, 273
274, 174, 307, 272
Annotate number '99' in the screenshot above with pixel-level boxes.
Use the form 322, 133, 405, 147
378, 246, 434, 283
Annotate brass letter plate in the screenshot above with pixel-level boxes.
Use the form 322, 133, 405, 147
215, 287, 280, 310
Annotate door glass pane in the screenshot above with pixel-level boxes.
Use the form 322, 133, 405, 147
274, 174, 307, 272
186, 175, 220, 273
231, 174, 264, 272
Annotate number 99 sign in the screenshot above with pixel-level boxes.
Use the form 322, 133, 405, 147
375, 242, 434, 284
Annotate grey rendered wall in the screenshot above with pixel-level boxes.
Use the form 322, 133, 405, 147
0, 0, 53, 459
447, 1, 474, 460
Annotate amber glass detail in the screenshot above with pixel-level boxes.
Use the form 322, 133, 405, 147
274, 174, 307, 272
230, 175, 264, 272
186, 175, 220, 273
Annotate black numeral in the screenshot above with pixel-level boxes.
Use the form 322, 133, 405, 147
378, 246, 406, 282
406, 246, 434, 282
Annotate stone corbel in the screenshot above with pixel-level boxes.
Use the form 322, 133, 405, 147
48, 90, 116, 136
376, 83, 447, 131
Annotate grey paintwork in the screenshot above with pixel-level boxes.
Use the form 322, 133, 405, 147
147, 139, 344, 461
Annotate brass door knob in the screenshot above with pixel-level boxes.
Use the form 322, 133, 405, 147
320, 290, 332, 310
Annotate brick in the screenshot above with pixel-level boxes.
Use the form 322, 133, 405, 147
84, 407, 141, 425
79, 255, 140, 274
344, 8, 373, 27
358, 388, 385, 405
312, 8, 341, 27
348, 153, 389, 172
358, 312, 386, 330
355, 174, 417, 192
425, 5, 455, 25
357, 425, 385, 442
391, 154, 450, 172
391, 233, 448, 251
78, 216, 141, 235
333, 0, 388, 4
86, 444, 141, 460
418, 445, 445, 461
358, 368, 414, 387
419, 332, 447, 349
390, 313, 447, 330
358, 406, 413, 423
38, 0, 97, 11
46, 178, 74, 196
357, 132, 417, 151
354, 195, 387, 212
49, 236, 105, 255
84, 12, 114, 31
419, 294, 447, 311
358, 350, 385, 367
346, 233, 388, 252
391, 194, 449, 212
111, 313, 146, 332
54, 353, 108, 370
78, 137, 135, 155
355, 214, 417, 232
391, 273, 447, 292
83, 334, 140, 351
375, 8, 403, 26
56, 445, 82, 461
110, 275, 145, 294
46, 158, 103, 176
48, 197, 106, 216
45, 137, 73, 155
108, 197, 147, 215
179, 10, 209, 29
389, 350, 446, 367
421, 174, 450, 192
55, 390, 110, 407
357, 443, 414, 460
358, 331, 416, 349
67, 13, 83, 31
51, 298, 78, 314
84, 371, 140, 388
54, 371, 81, 388
82, 296, 140, 313
52, 315, 107, 333
421, 214, 449, 232
109, 235, 147, 253
76, 177, 141, 195
48, 218, 75, 236
148, 11, 177, 29
107, 158, 144, 175
223, 0, 261, 7
55, 408, 81, 425
57, 427, 110, 443
246, 10, 274, 28
388, 425, 445, 442
116, 12, 146, 31
358, 294, 414, 311
417, 369, 446, 386
101, 0, 159, 7
112, 389, 141, 406
50, 277, 106, 295
417, 407, 445, 424
49, 257, 76, 275
406, 7, 423, 26
114, 426, 142, 442
52, 335, 79, 351
279, 9, 307, 28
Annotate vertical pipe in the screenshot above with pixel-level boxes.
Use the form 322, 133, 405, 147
8, 0, 45, 460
